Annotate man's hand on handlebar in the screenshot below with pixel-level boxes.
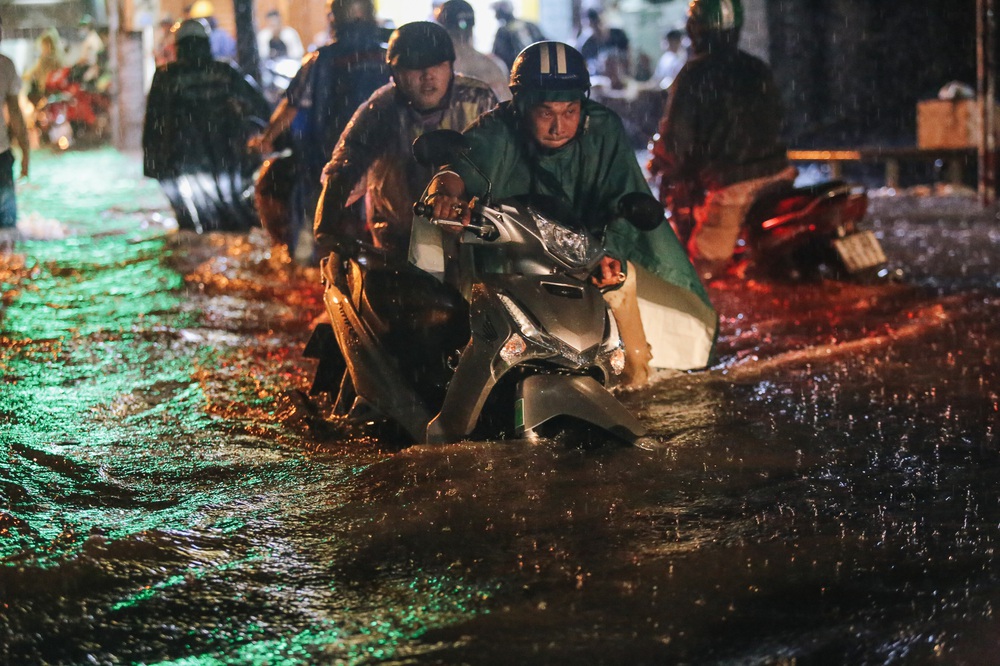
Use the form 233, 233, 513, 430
592, 255, 626, 289
423, 192, 473, 229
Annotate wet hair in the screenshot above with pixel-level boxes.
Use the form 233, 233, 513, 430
328, 0, 376, 26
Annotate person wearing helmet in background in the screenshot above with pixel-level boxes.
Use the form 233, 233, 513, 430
434, 0, 510, 103
250, 0, 391, 258
142, 18, 270, 233
649, 0, 796, 280
188, 0, 237, 63
490, 0, 544, 71
422, 41, 715, 386
313, 20, 497, 262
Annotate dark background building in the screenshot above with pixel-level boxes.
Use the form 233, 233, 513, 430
764, 0, 977, 147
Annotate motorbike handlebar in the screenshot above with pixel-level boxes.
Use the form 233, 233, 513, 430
412, 201, 499, 241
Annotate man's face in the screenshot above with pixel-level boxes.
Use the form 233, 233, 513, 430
395, 61, 453, 111
527, 100, 582, 150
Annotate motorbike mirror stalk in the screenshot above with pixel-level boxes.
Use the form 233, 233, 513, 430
618, 192, 664, 231
412, 129, 493, 206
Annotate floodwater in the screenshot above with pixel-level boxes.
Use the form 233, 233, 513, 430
3, 151, 1000, 664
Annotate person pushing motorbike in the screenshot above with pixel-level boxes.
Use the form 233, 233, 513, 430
649, 0, 797, 280
313, 20, 498, 262
422, 41, 714, 386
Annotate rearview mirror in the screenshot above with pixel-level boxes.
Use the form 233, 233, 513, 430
618, 192, 663, 231
412, 129, 469, 169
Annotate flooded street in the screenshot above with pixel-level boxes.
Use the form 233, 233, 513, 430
3, 149, 1000, 664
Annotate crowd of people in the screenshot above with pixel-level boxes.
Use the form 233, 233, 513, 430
3, 0, 786, 385
141, 0, 786, 384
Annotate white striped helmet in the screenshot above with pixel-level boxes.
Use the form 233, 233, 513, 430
509, 41, 590, 94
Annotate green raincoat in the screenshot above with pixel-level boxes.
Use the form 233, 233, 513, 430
452, 99, 712, 308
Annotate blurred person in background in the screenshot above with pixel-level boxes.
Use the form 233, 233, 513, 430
70, 15, 104, 70
435, 0, 510, 102
576, 6, 630, 86
0, 14, 30, 250
653, 28, 687, 89
649, 0, 795, 279
188, 0, 237, 63
24, 28, 64, 107
491, 0, 544, 71
257, 9, 304, 61
250, 0, 391, 257
143, 19, 269, 233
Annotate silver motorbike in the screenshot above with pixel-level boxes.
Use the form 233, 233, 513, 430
305, 130, 662, 445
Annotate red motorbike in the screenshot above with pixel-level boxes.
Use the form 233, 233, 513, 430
34, 66, 111, 149
669, 180, 888, 281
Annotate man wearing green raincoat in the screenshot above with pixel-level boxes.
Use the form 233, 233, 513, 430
421, 41, 717, 386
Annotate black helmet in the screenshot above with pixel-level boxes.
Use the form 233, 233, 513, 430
687, 0, 744, 31
509, 41, 590, 95
436, 0, 476, 32
172, 18, 210, 43
386, 21, 456, 70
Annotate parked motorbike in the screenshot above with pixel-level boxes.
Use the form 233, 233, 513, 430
33, 65, 111, 149
304, 130, 662, 445
669, 179, 889, 281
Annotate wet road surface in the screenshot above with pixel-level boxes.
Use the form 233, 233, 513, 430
2, 150, 1000, 664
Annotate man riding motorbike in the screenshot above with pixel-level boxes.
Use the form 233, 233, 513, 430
313, 20, 498, 262
649, 0, 797, 280
422, 41, 715, 386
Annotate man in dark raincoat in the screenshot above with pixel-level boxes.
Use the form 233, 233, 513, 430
314, 21, 497, 262
143, 18, 270, 233
649, 0, 796, 279
250, 0, 391, 254
423, 42, 717, 386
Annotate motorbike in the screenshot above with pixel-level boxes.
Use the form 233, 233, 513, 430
304, 130, 663, 445
33, 65, 111, 149
669, 179, 889, 281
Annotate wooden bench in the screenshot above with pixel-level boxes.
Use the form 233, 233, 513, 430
787, 147, 977, 188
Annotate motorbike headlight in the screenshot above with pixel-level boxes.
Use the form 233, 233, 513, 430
531, 208, 601, 267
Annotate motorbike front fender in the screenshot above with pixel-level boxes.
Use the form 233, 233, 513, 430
517, 374, 645, 443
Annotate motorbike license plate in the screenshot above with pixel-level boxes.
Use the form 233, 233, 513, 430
833, 230, 887, 273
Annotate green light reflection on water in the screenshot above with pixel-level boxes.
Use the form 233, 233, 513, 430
0, 148, 217, 564
151, 572, 492, 666
2, 149, 486, 661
